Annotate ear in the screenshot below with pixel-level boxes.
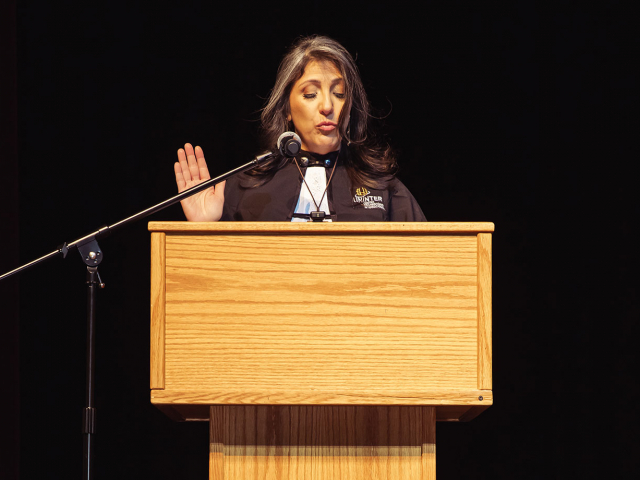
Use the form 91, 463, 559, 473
287, 114, 292, 121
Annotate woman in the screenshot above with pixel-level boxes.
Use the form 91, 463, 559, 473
174, 35, 425, 222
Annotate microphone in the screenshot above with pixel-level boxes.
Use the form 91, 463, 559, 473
277, 131, 302, 158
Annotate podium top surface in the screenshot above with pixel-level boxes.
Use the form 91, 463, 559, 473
148, 221, 494, 233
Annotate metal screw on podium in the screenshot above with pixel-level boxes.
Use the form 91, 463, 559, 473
478, 396, 483, 401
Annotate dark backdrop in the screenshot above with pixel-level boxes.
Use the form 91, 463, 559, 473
2, 1, 637, 479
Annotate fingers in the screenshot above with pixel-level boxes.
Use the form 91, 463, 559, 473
184, 143, 201, 182
177, 146, 192, 183
174, 161, 187, 192
194, 146, 210, 180
175, 143, 212, 195
177, 143, 200, 182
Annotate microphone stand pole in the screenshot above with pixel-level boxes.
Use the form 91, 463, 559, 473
0, 152, 273, 480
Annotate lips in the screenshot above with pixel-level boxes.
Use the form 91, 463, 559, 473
317, 121, 337, 132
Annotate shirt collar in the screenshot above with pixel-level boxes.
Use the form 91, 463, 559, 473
297, 149, 340, 168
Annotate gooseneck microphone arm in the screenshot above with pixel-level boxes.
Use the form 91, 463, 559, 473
0, 151, 275, 281
0, 133, 301, 480
109, 152, 274, 234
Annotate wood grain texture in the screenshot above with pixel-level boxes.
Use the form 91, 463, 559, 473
477, 233, 492, 390
421, 407, 436, 480
162, 233, 478, 401
209, 405, 435, 480
210, 405, 224, 480
151, 389, 493, 406
149, 221, 495, 234
150, 403, 491, 422
150, 232, 166, 389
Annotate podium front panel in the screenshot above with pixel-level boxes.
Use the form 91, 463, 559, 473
149, 222, 493, 415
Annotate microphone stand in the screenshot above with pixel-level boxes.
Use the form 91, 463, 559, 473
0, 152, 274, 480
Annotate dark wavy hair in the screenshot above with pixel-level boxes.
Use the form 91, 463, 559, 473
243, 35, 398, 189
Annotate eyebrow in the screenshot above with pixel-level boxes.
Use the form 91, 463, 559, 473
298, 78, 344, 88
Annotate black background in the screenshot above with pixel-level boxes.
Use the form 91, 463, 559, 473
1, 1, 638, 478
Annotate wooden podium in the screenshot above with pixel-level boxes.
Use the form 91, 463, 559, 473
149, 222, 493, 480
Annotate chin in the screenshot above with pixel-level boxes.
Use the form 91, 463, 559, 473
310, 138, 341, 154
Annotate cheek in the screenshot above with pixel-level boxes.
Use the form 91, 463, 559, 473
288, 96, 301, 122
291, 103, 313, 127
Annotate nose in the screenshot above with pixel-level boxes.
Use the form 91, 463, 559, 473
319, 92, 334, 117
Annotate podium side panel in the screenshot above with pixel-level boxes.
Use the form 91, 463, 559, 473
477, 233, 492, 390
150, 232, 166, 389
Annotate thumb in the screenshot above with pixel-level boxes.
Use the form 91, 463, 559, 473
215, 180, 226, 200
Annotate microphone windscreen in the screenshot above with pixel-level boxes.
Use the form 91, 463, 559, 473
277, 132, 302, 157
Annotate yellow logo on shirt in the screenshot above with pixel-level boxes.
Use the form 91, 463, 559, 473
353, 187, 385, 211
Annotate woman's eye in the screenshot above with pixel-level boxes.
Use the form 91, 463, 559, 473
334, 92, 346, 99
303, 93, 317, 99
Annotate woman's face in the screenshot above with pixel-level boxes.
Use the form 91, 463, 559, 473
288, 60, 346, 154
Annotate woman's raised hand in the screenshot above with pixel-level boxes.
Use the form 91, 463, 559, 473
174, 143, 225, 222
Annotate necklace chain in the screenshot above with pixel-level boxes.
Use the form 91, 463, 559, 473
294, 152, 339, 217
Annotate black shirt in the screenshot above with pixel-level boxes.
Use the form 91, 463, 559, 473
221, 158, 426, 222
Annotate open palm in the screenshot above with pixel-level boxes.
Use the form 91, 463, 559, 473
174, 143, 225, 221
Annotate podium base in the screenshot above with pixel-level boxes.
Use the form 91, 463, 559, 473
209, 405, 436, 480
